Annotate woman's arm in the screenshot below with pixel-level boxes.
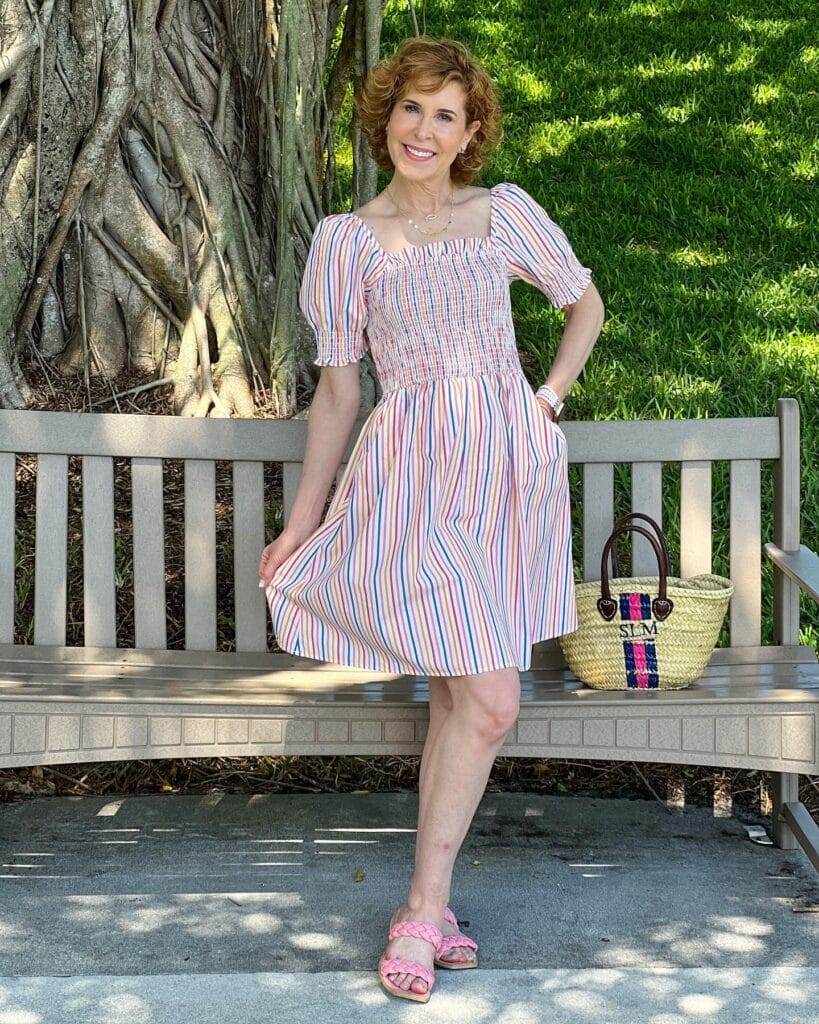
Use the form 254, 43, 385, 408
283, 370, 362, 537
536, 282, 605, 420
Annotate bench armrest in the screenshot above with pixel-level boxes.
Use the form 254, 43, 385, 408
763, 543, 819, 603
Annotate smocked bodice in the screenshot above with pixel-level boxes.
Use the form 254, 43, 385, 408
299, 181, 592, 394
358, 237, 521, 393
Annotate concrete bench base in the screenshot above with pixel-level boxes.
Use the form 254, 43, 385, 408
1, 643, 815, 771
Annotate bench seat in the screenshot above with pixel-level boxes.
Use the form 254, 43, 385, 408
1, 643, 815, 777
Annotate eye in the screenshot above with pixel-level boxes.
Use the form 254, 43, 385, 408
404, 103, 453, 122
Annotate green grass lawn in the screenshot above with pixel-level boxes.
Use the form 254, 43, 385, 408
333, 0, 818, 650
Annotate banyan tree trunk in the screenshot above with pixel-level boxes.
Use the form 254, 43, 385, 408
0, 0, 384, 417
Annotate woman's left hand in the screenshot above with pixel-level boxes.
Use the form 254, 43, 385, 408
536, 396, 558, 423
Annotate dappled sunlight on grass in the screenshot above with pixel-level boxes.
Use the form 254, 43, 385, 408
625, 1, 664, 16
513, 69, 552, 102
799, 45, 819, 67
530, 113, 645, 160
634, 52, 714, 78
667, 246, 728, 267
658, 96, 701, 123
724, 44, 762, 72
528, 122, 577, 159
753, 81, 784, 104
791, 146, 817, 181
730, 16, 793, 38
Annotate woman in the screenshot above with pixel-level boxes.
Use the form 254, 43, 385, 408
258, 35, 604, 1003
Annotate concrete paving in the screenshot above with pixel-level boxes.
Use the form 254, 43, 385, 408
0, 789, 817, 1022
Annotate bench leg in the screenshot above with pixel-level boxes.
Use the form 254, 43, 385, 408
770, 772, 800, 849
771, 772, 819, 873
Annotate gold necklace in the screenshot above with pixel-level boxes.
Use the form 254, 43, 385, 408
386, 184, 456, 237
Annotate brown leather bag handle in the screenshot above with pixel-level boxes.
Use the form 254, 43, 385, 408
602, 521, 671, 586
597, 523, 674, 622
608, 512, 672, 579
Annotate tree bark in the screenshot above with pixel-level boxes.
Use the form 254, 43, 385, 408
0, 0, 384, 416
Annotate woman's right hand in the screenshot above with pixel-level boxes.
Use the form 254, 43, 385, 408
258, 527, 314, 588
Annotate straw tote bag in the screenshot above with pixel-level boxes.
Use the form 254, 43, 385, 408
558, 512, 734, 690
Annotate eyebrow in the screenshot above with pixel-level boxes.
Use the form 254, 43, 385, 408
403, 97, 458, 116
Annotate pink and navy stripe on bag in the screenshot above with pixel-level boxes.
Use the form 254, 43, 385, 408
620, 591, 651, 621
623, 639, 660, 689
620, 591, 660, 688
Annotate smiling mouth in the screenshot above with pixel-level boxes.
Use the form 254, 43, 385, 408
403, 143, 436, 159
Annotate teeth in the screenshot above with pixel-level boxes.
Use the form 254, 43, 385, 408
405, 144, 434, 157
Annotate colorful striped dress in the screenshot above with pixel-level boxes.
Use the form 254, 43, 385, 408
264, 181, 592, 676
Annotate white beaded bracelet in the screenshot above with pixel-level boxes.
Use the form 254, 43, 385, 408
535, 384, 564, 417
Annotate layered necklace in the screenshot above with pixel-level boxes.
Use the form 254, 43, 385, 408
386, 183, 457, 238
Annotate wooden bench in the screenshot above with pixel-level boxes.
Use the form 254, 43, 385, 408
0, 397, 816, 870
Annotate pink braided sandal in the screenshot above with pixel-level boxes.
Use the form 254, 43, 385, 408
378, 914, 443, 1003
434, 905, 479, 969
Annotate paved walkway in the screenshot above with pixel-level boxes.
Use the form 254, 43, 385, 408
0, 789, 816, 1021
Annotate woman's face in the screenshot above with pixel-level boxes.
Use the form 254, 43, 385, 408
387, 80, 480, 182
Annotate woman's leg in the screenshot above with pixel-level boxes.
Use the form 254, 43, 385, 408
382, 665, 520, 994
415, 675, 474, 965
417, 675, 453, 831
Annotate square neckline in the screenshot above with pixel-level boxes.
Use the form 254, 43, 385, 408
348, 183, 502, 259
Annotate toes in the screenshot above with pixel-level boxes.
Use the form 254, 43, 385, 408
387, 970, 427, 993
442, 946, 475, 963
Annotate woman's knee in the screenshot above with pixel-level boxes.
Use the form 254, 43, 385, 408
451, 667, 520, 740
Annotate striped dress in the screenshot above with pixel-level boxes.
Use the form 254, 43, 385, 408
264, 181, 592, 675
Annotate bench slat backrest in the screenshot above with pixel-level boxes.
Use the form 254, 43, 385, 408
82, 455, 117, 647
0, 401, 797, 655
730, 459, 762, 645
233, 461, 267, 651
34, 454, 68, 646
582, 463, 613, 584
132, 457, 167, 649
631, 461, 663, 576
680, 461, 712, 577
774, 398, 801, 646
184, 460, 217, 650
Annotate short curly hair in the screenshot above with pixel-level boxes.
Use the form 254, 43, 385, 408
355, 35, 504, 187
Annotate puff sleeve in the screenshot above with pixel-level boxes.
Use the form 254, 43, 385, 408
492, 181, 592, 308
299, 215, 371, 366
